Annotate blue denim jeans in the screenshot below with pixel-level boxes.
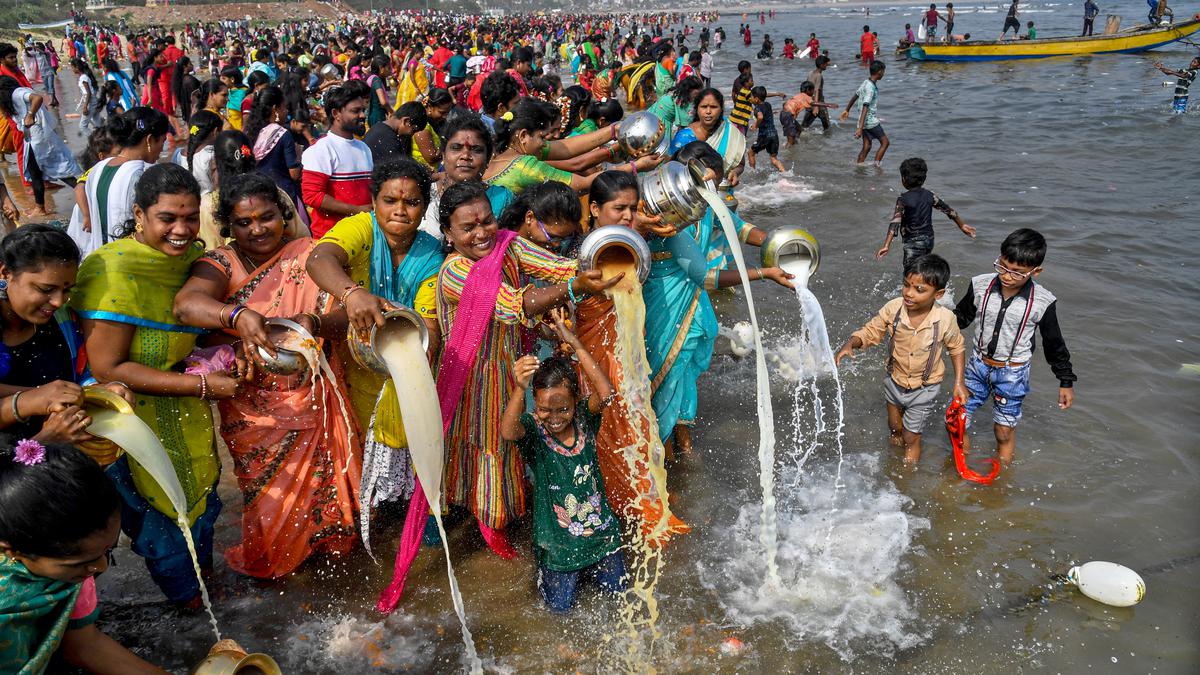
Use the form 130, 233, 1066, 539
539, 551, 627, 614
964, 353, 1032, 428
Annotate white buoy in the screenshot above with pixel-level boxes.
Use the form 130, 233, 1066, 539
1067, 561, 1146, 607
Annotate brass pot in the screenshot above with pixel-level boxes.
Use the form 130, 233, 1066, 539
191, 639, 281, 675
78, 386, 133, 466
577, 225, 651, 283
348, 306, 430, 375
760, 227, 821, 279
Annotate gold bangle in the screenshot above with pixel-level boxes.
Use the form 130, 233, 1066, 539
339, 285, 362, 306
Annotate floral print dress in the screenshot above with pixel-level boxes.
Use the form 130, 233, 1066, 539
517, 402, 622, 572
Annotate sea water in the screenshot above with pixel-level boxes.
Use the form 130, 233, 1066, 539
85, 408, 222, 641
379, 328, 482, 675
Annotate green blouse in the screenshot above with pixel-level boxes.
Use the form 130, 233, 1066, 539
487, 154, 573, 196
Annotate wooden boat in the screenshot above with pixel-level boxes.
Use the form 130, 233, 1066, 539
907, 16, 1200, 62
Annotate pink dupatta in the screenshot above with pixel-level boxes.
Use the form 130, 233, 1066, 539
377, 228, 520, 613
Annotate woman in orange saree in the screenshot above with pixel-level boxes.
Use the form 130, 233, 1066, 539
577, 170, 688, 546
174, 173, 362, 579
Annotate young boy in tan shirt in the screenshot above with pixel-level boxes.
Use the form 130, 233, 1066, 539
835, 254, 968, 463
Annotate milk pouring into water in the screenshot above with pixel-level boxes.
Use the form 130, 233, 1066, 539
85, 409, 222, 641
698, 188, 781, 588
377, 326, 482, 674
596, 242, 674, 669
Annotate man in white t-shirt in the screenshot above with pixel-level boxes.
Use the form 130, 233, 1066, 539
300, 80, 373, 238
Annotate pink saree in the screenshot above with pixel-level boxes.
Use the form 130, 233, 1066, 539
199, 238, 363, 579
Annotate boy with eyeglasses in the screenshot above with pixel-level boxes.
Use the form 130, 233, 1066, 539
954, 228, 1076, 465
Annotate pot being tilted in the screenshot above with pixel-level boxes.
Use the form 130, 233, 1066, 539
637, 160, 714, 228
348, 306, 431, 375
577, 225, 652, 284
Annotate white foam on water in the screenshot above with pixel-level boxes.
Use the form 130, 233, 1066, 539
281, 613, 438, 671
733, 175, 825, 210
700, 454, 930, 661
705, 284, 928, 659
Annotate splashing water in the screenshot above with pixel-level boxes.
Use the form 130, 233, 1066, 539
701, 455, 930, 661
705, 279, 929, 659
733, 175, 825, 211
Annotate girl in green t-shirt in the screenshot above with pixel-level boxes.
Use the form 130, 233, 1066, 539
500, 309, 626, 613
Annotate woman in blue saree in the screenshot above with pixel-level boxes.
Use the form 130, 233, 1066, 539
643, 144, 791, 454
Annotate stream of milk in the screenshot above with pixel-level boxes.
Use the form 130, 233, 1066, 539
699, 188, 781, 588
85, 408, 222, 641
379, 329, 482, 675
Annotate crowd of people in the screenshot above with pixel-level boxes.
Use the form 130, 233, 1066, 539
0, 7, 1087, 673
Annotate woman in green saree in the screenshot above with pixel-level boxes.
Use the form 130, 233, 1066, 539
72, 164, 242, 606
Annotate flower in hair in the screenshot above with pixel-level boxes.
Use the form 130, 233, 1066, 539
13, 439, 46, 466
500, 111, 514, 121
189, 124, 200, 136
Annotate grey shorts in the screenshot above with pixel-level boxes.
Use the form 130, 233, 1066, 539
882, 377, 942, 433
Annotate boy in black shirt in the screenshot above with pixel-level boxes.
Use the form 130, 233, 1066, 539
877, 157, 976, 269
746, 85, 787, 172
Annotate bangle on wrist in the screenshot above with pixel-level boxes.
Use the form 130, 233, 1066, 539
198, 373, 209, 400
339, 285, 362, 306
10, 392, 28, 423
228, 305, 248, 328
610, 124, 618, 141
566, 279, 581, 305
303, 312, 323, 335
628, 160, 637, 176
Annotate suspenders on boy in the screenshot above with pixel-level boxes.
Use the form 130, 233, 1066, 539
976, 276, 1036, 365
886, 309, 941, 388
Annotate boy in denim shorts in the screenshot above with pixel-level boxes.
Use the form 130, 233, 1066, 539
836, 254, 967, 464
954, 229, 1077, 464
876, 157, 976, 273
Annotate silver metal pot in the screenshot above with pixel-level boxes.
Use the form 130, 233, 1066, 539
319, 63, 341, 82
257, 318, 316, 376
638, 160, 712, 228
615, 111, 670, 159
760, 227, 821, 279
577, 225, 651, 283
348, 306, 431, 375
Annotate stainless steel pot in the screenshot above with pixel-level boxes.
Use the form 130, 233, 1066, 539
577, 225, 651, 283
638, 160, 713, 228
615, 111, 670, 159
257, 318, 316, 376
348, 306, 431, 375
760, 227, 821, 279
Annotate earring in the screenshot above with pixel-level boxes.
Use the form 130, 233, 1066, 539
0, 279, 7, 300
134, 221, 144, 234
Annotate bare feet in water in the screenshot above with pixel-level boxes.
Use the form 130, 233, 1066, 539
674, 425, 694, 455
